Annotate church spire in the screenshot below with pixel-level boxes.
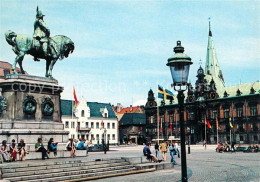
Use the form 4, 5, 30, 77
205, 19, 225, 94
209, 17, 212, 37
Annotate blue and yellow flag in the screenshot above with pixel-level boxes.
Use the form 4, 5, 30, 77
158, 85, 174, 100
229, 117, 233, 128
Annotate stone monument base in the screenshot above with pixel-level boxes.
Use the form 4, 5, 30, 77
0, 74, 69, 146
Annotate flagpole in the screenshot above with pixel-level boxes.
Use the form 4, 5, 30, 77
72, 87, 74, 120
231, 102, 234, 144
157, 94, 159, 142
205, 115, 206, 142
216, 117, 218, 145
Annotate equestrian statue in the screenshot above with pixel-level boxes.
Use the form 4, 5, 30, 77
5, 7, 74, 78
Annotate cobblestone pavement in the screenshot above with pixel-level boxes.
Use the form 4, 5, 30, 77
92, 145, 260, 182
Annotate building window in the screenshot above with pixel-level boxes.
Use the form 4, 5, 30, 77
96, 134, 99, 141
4, 70, 10, 77
240, 136, 244, 141
107, 134, 110, 141
71, 134, 75, 139
224, 109, 229, 119
65, 121, 69, 128
85, 122, 88, 128
169, 114, 173, 123
212, 110, 217, 119
86, 134, 89, 140
96, 122, 99, 129
188, 112, 195, 120
112, 123, 115, 129
81, 110, 85, 117
105, 113, 108, 118
150, 116, 154, 123
71, 122, 75, 128
236, 107, 243, 117
250, 105, 257, 116
91, 122, 94, 129
254, 135, 258, 141
107, 123, 110, 129
77, 122, 80, 129
112, 134, 115, 140
91, 134, 94, 140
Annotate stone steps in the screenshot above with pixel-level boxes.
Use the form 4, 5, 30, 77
3, 161, 129, 178
2, 159, 126, 174
2, 158, 133, 182
25, 167, 138, 182
64, 168, 156, 182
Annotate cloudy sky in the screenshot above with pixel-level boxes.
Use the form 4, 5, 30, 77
0, 0, 259, 106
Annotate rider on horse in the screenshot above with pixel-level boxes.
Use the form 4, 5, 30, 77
33, 7, 56, 61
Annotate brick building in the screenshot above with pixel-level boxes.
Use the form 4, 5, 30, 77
145, 23, 260, 144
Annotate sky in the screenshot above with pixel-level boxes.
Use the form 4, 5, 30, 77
0, 0, 259, 107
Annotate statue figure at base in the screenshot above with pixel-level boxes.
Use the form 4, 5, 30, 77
5, 7, 74, 78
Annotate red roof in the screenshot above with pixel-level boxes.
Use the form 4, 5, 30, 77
0, 61, 28, 77
119, 106, 139, 114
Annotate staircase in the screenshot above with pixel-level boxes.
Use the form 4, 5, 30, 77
1, 158, 155, 182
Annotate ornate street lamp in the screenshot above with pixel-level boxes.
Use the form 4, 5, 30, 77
167, 40, 192, 182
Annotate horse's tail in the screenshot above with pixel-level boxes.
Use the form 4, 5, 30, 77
5, 30, 17, 47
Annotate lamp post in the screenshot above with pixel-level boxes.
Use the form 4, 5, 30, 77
167, 41, 193, 182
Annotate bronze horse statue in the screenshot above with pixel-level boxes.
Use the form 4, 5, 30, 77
5, 30, 74, 78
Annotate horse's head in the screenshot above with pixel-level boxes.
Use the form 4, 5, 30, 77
63, 38, 74, 58
53, 36, 75, 60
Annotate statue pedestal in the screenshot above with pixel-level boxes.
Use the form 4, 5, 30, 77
0, 74, 69, 145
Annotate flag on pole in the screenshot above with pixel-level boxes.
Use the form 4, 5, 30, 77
73, 86, 78, 108
160, 118, 163, 132
158, 85, 174, 100
100, 120, 104, 130
205, 117, 212, 128
229, 117, 233, 128
170, 122, 173, 130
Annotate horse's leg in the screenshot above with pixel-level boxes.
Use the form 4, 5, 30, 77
48, 60, 56, 78
12, 52, 25, 74
46, 60, 50, 77
18, 57, 25, 74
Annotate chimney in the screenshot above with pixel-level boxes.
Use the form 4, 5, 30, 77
130, 105, 133, 112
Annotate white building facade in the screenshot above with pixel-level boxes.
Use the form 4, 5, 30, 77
61, 98, 118, 145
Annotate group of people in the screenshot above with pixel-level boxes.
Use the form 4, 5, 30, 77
0, 137, 90, 162
0, 139, 26, 162
245, 145, 259, 153
66, 138, 89, 158
143, 140, 180, 165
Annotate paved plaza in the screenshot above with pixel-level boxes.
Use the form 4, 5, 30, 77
89, 145, 259, 182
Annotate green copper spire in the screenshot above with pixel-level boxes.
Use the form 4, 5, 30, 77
205, 19, 225, 94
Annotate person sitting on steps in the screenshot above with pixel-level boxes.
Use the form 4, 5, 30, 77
143, 142, 162, 163
18, 139, 26, 161
48, 138, 58, 156
67, 138, 76, 158
35, 138, 49, 160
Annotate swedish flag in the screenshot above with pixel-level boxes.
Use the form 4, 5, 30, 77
229, 117, 233, 128
158, 85, 174, 100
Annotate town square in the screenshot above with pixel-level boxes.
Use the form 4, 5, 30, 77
0, 1, 259, 182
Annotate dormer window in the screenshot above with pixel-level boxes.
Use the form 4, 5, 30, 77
100, 107, 109, 118
81, 110, 85, 117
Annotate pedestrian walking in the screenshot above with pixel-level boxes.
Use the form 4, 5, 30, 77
160, 140, 167, 161
174, 142, 180, 158
169, 143, 177, 165
203, 140, 207, 149
154, 142, 159, 159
